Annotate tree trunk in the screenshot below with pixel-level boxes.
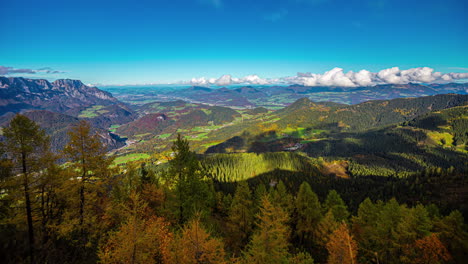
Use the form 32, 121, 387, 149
22, 153, 35, 264
79, 181, 85, 228
347, 233, 354, 264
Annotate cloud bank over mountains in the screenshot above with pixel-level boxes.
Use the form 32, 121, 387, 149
190, 67, 468, 87
0, 66, 65, 75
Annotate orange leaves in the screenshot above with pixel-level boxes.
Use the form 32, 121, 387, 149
408, 234, 451, 264
168, 218, 226, 264
326, 222, 358, 264
99, 216, 173, 264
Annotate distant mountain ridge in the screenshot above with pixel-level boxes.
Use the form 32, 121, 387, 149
0, 77, 119, 116
112, 82, 468, 108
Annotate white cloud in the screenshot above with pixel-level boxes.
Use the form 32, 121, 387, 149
241, 74, 270, 85
190, 74, 271, 86
188, 67, 468, 87
215, 74, 232, 86
286, 67, 468, 87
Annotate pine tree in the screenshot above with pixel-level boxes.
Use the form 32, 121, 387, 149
374, 198, 403, 264
244, 195, 290, 264
397, 204, 432, 251
351, 198, 381, 263
313, 210, 338, 262
294, 182, 322, 247
3, 114, 49, 263
253, 183, 267, 211
169, 134, 214, 224
323, 190, 349, 222
326, 222, 358, 264
227, 181, 254, 254
433, 210, 468, 263
270, 180, 293, 214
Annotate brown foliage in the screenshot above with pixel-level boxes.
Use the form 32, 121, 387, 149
99, 216, 172, 264
169, 218, 226, 264
326, 222, 358, 264
404, 233, 451, 264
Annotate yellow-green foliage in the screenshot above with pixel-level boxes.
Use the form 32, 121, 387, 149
157, 133, 172, 139
427, 131, 454, 147
184, 132, 209, 141
114, 153, 150, 165
282, 126, 306, 138
109, 124, 121, 132
201, 152, 312, 182
78, 105, 108, 118
135, 133, 151, 138
348, 162, 399, 177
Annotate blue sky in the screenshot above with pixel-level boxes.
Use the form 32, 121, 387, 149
1, 0, 467, 85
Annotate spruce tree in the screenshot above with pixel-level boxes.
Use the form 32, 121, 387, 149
323, 190, 349, 222
294, 182, 322, 247
227, 181, 254, 253
169, 134, 214, 224
270, 180, 293, 214
351, 198, 381, 263
244, 195, 290, 264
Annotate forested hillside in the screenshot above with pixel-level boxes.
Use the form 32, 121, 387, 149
1, 92, 468, 264
1, 114, 467, 263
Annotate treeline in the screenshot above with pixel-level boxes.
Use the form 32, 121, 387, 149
1, 114, 467, 263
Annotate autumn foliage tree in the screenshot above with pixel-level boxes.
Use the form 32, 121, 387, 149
3, 114, 49, 263
326, 222, 358, 264
403, 233, 451, 264
62, 120, 114, 253
169, 217, 226, 264
99, 193, 172, 264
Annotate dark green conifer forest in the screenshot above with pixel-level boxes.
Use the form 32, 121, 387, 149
1, 114, 467, 263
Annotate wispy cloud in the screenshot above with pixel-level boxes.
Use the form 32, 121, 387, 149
448, 67, 468, 71
264, 9, 289, 22
188, 67, 468, 87
0, 66, 66, 75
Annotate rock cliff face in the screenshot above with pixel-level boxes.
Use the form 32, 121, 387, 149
0, 77, 136, 151
0, 77, 118, 116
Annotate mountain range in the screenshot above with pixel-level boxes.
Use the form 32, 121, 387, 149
103, 82, 468, 108
1, 77, 468, 171
0, 77, 134, 151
